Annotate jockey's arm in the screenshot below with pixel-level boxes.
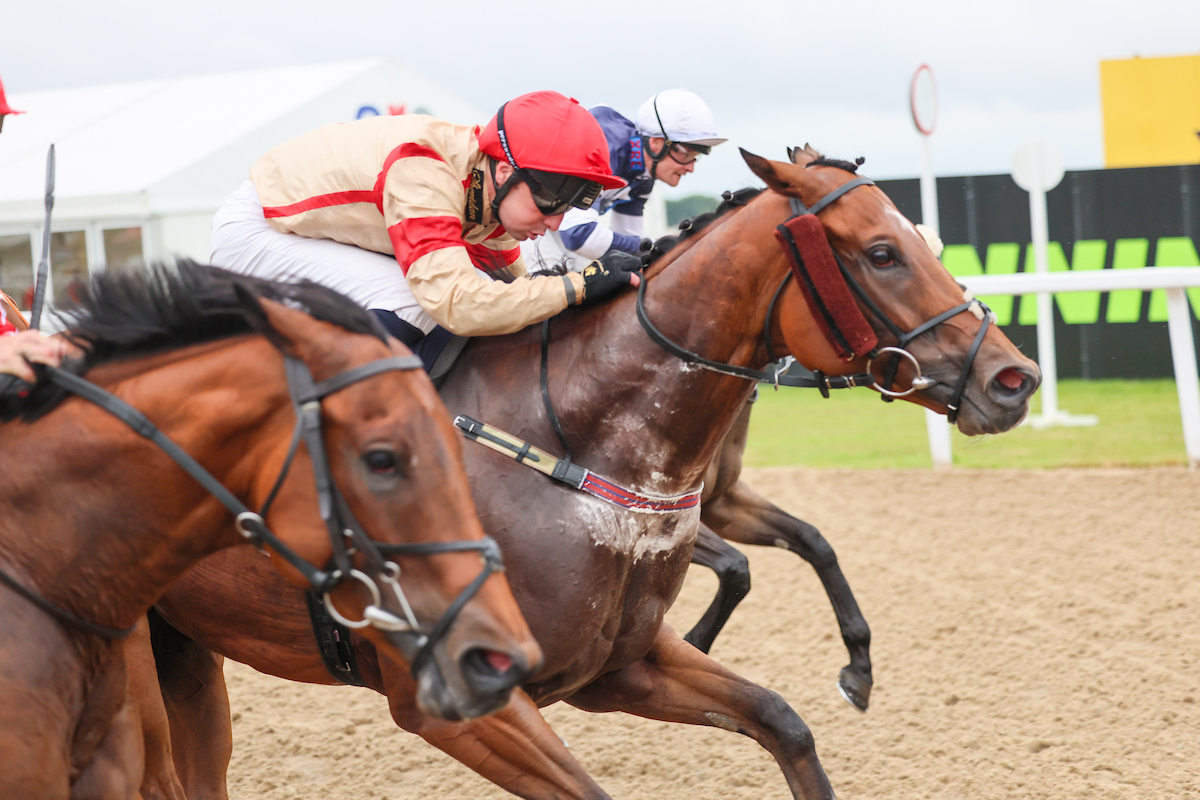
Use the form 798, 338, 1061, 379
557, 203, 645, 261
382, 157, 584, 337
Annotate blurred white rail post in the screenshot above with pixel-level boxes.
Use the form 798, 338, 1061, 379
958, 268, 1200, 469
910, 64, 953, 467
1011, 141, 1098, 429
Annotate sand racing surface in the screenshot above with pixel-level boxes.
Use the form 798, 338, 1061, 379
224, 467, 1199, 799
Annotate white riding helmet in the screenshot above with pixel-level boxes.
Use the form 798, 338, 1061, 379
635, 89, 726, 148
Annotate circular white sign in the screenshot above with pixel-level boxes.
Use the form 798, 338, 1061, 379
1011, 140, 1065, 193
910, 64, 938, 136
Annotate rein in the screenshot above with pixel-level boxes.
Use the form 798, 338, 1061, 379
0, 353, 501, 677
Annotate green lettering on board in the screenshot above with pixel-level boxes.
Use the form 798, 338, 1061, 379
1150, 237, 1200, 321
1106, 239, 1149, 322
942, 243, 1018, 325
1018, 241, 1105, 325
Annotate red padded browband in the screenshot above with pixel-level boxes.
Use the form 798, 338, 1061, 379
774, 213, 878, 361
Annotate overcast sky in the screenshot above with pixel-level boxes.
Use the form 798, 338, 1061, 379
3, 0, 1198, 198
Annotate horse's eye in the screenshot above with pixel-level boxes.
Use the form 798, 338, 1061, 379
364, 450, 398, 474
869, 246, 896, 268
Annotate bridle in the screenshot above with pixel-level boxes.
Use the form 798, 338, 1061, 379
637, 173, 995, 422
0, 351, 501, 678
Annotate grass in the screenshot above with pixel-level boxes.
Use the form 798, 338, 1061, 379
744, 379, 1192, 469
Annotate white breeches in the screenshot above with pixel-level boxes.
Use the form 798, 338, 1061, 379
208, 181, 438, 333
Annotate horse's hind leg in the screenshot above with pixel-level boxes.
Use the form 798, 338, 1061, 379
702, 479, 872, 711
568, 625, 835, 800
148, 609, 232, 800
684, 525, 751, 654
381, 659, 611, 800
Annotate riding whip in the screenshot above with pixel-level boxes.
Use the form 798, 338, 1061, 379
28, 144, 55, 330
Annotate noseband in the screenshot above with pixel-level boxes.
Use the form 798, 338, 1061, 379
0, 353, 500, 678
638, 174, 994, 422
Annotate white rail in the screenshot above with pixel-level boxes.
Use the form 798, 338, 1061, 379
955, 267, 1200, 469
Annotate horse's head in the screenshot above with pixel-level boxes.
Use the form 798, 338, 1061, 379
235, 285, 542, 720
743, 148, 1040, 435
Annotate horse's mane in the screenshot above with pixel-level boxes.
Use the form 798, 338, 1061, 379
806, 155, 865, 174
2, 260, 386, 422
642, 187, 765, 269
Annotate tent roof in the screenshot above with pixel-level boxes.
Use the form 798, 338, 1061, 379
0, 60, 485, 223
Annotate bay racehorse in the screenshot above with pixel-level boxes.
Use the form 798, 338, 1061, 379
148, 149, 1039, 799
0, 264, 539, 799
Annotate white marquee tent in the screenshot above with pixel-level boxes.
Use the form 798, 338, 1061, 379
0, 60, 484, 311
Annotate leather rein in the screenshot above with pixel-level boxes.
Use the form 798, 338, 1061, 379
0, 353, 500, 678
636, 174, 994, 422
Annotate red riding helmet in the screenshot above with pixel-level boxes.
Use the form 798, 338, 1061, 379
478, 91, 625, 190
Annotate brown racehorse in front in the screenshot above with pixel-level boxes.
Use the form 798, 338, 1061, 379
0, 264, 539, 799
149, 150, 1039, 799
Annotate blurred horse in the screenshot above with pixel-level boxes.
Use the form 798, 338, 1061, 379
150, 150, 1039, 799
0, 264, 538, 799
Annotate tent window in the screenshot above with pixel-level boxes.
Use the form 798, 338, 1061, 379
0, 233, 34, 310
50, 231, 89, 305
103, 227, 144, 272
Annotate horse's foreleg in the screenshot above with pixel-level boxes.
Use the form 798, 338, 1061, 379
124, 617, 187, 800
567, 625, 835, 800
382, 659, 610, 800
702, 480, 872, 711
148, 609, 232, 800
684, 525, 751, 654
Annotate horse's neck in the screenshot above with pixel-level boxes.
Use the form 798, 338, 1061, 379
0, 336, 288, 627
460, 198, 787, 497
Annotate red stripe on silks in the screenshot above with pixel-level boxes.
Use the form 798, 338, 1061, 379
483, 226, 509, 241
262, 190, 378, 219
465, 242, 520, 273
387, 216, 463, 274
375, 143, 446, 214
775, 214, 877, 360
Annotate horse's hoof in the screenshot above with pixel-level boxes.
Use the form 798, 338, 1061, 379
837, 666, 871, 712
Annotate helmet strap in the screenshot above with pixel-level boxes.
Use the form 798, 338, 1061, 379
642, 135, 668, 181
489, 101, 525, 217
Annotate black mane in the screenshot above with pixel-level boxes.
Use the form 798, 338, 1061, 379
807, 155, 865, 174
2, 260, 385, 422
642, 187, 765, 267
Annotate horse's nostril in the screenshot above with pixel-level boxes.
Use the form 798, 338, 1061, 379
995, 367, 1026, 391
483, 649, 514, 674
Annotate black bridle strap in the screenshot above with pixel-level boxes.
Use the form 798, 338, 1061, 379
0, 564, 136, 639
789, 176, 875, 217
47, 365, 332, 589
946, 312, 992, 424
378, 537, 505, 678
634, 278, 874, 390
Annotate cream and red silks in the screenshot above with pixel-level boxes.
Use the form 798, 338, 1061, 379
251, 115, 585, 337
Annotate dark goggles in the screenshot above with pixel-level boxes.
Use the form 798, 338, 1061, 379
521, 169, 603, 216
665, 141, 711, 165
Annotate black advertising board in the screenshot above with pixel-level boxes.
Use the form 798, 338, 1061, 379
875, 164, 1200, 379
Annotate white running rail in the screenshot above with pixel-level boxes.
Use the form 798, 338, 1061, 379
954, 267, 1200, 469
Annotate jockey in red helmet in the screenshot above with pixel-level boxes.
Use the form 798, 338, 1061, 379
211, 91, 642, 353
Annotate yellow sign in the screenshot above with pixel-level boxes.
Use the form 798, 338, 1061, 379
1100, 53, 1200, 168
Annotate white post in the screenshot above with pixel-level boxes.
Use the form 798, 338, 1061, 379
1027, 175, 1060, 421
920, 134, 953, 467
1165, 286, 1200, 469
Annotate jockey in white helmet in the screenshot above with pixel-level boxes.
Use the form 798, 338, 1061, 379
523, 88, 726, 273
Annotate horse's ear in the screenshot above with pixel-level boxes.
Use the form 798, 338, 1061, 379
233, 283, 295, 354
740, 148, 797, 195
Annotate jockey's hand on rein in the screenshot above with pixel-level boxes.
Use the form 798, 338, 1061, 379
579, 251, 642, 306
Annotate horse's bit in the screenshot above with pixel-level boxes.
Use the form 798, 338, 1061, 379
0, 354, 501, 678
637, 175, 995, 423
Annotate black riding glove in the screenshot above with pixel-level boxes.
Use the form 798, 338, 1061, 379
579, 251, 642, 306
